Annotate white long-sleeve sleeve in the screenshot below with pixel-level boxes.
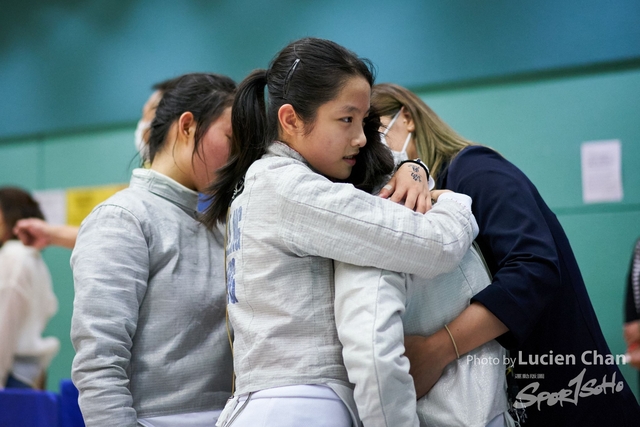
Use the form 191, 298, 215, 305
71, 205, 149, 427
334, 263, 418, 427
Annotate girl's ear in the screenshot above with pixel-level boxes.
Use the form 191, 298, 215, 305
278, 104, 302, 138
401, 107, 415, 133
178, 112, 196, 143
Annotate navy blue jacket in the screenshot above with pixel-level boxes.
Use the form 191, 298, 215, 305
438, 146, 640, 426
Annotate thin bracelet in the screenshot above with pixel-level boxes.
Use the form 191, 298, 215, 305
397, 159, 430, 181
444, 324, 460, 359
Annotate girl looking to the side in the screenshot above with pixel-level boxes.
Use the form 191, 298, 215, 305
71, 73, 236, 427
204, 37, 478, 427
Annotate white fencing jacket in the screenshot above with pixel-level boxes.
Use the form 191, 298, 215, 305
224, 142, 476, 425
335, 246, 509, 427
71, 169, 232, 426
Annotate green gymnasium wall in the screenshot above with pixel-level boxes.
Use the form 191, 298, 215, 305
2, 0, 639, 138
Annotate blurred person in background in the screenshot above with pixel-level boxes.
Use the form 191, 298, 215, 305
0, 187, 59, 390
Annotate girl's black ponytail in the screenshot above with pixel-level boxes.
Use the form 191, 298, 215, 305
204, 37, 395, 226
203, 69, 269, 227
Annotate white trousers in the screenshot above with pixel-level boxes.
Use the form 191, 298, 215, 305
217, 384, 352, 427
139, 410, 222, 427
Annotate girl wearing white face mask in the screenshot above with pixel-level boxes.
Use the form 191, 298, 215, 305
380, 108, 436, 194
134, 119, 152, 162
380, 108, 413, 164
134, 78, 183, 165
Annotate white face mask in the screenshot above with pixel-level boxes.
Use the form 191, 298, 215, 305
380, 110, 412, 166
134, 119, 151, 162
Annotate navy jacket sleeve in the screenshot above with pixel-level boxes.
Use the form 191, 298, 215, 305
440, 146, 562, 349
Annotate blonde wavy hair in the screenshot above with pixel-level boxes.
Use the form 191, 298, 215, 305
372, 83, 475, 181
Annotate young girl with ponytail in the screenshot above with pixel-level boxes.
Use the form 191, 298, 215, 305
205, 38, 479, 427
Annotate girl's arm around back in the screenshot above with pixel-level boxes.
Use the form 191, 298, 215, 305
276, 168, 475, 278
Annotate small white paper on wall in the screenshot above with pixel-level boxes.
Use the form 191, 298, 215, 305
580, 139, 623, 204
33, 189, 67, 225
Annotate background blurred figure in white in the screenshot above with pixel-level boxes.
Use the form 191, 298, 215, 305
0, 186, 59, 390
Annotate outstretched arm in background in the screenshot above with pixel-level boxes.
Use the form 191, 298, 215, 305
14, 218, 78, 250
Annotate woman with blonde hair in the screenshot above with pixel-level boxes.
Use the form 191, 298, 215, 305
371, 82, 640, 426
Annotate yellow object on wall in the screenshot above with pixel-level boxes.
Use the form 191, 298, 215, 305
66, 184, 127, 226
